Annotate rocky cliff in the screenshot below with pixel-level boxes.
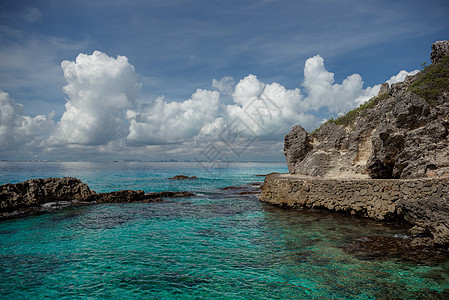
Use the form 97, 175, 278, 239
284, 40, 449, 179
0, 177, 194, 218
262, 40, 449, 247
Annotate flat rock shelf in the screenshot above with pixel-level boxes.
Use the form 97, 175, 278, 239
260, 173, 449, 247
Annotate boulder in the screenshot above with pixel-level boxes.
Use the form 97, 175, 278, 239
0, 177, 94, 212
283, 125, 313, 174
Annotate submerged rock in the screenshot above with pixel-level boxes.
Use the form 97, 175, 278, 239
343, 235, 449, 263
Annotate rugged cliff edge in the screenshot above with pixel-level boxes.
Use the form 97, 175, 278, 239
285, 40, 449, 179
0, 177, 194, 219
261, 40, 449, 247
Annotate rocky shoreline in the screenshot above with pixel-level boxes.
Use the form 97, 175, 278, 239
260, 174, 449, 247
0, 177, 194, 219
261, 41, 449, 248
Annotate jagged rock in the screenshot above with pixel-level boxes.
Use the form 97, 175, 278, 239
284, 125, 313, 174
284, 40, 449, 179
0, 177, 195, 219
397, 196, 449, 246
431, 40, 449, 64
0, 177, 94, 212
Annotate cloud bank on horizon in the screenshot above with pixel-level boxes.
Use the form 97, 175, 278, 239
0, 50, 419, 160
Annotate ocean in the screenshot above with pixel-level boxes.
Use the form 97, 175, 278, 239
0, 161, 448, 299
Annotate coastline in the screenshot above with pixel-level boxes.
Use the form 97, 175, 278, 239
260, 173, 449, 247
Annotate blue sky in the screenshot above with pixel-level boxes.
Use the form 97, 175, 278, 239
0, 0, 448, 161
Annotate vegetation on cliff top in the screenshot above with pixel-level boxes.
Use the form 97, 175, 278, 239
311, 55, 449, 135
311, 93, 389, 135
407, 55, 449, 105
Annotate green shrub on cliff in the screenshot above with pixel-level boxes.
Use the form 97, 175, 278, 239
311, 55, 449, 135
407, 55, 449, 105
311, 93, 389, 135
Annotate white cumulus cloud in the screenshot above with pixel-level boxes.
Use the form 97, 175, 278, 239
1, 49, 420, 160
225, 75, 313, 138
47, 51, 142, 146
0, 89, 54, 150
303, 55, 366, 114
212, 76, 235, 96
126, 89, 220, 144
386, 69, 420, 85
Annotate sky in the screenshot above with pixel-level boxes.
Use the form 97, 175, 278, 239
0, 0, 448, 162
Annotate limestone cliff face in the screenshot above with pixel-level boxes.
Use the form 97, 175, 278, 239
284, 40, 449, 179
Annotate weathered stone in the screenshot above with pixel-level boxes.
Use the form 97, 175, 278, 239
0, 177, 94, 212
0, 177, 195, 219
260, 173, 449, 246
284, 40, 449, 180
431, 40, 449, 64
397, 196, 449, 246
284, 125, 313, 174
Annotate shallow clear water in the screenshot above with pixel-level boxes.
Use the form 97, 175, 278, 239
1, 162, 448, 299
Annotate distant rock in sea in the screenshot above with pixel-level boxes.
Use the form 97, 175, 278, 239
169, 175, 198, 180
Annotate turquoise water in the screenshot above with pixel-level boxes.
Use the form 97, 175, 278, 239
0, 162, 448, 299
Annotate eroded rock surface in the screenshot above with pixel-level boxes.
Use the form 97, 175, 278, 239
284, 41, 449, 179
0, 177, 94, 212
0, 177, 195, 219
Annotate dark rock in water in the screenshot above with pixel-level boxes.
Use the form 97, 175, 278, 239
397, 196, 449, 246
220, 186, 239, 190
220, 183, 262, 196
169, 175, 198, 180
146, 191, 195, 198
88, 190, 155, 203
0, 177, 94, 213
91, 190, 195, 203
343, 235, 449, 264
0, 177, 195, 219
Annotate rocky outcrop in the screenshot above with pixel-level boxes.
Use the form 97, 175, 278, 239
397, 196, 449, 246
284, 125, 313, 174
431, 40, 449, 64
267, 41, 449, 247
284, 40, 449, 179
0, 177, 195, 219
260, 173, 449, 246
0, 177, 94, 212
